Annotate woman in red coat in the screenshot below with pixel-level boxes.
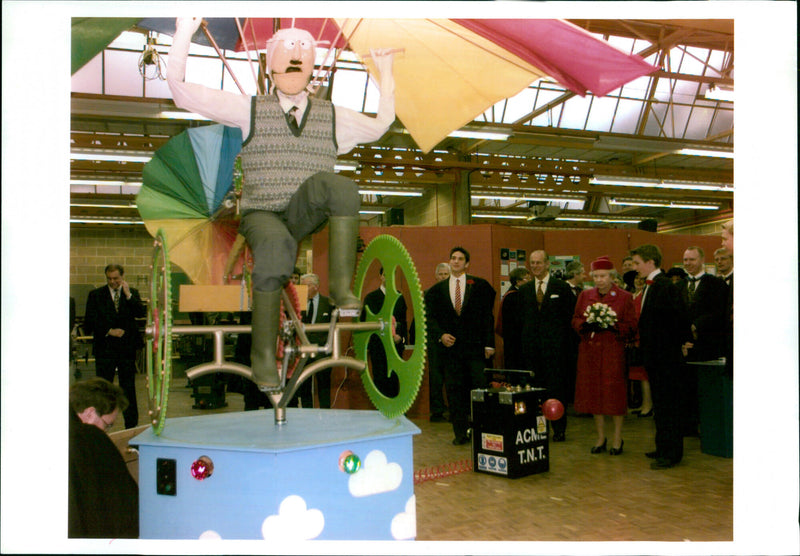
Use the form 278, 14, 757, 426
572, 256, 637, 455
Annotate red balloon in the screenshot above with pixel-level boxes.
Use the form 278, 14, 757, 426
542, 398, 564, 421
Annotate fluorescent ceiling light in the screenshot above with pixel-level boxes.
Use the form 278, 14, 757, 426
448, 130, 510, 141
159, 111, 213, 121
70, 180, 143, 188
71, 203, 136, 209
71, 152, 152, 163
609, 199, 719, 210
591, 176, 731, 192
472, 193, 583, 203
556, 215, 642, 224
705, 85, 734, 102
677, 148, 734, 159
359, 210, 385, 215
359, 189, 423, 197
472, 213, 528, 220
70, 218, 144, 225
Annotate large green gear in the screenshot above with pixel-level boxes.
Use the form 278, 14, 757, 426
353, 235, 426, 418
146, 229, 173, 435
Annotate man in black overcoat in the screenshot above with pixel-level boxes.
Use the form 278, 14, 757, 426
426, 247, 496, 445
496, 266, 531, 370
681, 246, 730, 433
83, 264, 145, 429
632, 244, 693, 469
519, 250, 575, 441
362, 267, 408, 398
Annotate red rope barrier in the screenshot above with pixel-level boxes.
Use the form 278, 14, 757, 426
414, 458, 473, 485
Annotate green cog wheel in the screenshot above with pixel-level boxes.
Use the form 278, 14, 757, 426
146, 229, 172, 435
353, 235, 426, 418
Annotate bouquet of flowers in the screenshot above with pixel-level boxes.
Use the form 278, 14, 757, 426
583, 302, 617, 337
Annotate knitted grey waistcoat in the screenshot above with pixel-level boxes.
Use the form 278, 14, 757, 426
240, 94, 337, 212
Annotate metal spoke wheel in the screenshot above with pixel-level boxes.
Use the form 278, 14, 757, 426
146, 229, 173, 435
353, 235, 426, 418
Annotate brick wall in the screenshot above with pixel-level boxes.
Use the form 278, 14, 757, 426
70, 227, 154, 290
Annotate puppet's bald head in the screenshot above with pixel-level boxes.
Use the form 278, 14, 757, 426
266, 28, 316, 95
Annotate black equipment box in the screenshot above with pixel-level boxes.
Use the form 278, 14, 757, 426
189, 373, 228, 410
484, 368, 535, 387
471, 386, 549, 478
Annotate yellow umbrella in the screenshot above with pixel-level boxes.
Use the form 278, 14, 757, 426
337, 19, 548, 153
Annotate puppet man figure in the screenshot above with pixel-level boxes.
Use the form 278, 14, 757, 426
168, 18, 395, 391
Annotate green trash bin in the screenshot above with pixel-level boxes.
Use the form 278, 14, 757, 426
691, 359, 732, 458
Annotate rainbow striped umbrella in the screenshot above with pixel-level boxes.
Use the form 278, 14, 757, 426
137, 124, 245, 285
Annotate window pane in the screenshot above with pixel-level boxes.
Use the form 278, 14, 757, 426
72, 54, 103, 94
104, 50, 143, 96
331, 69, 368, 112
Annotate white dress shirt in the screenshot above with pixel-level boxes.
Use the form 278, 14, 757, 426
640, 268, 662, 307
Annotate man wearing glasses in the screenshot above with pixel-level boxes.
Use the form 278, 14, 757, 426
69, 378, 138, 538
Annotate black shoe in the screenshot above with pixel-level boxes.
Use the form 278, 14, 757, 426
552, 432, 566, 442
609, 440, 624, 456
452, 436, 470, 446
590, 439, 607, 454
645, 450, 659, 459
638, 409, 654, 418
651, 458, 677, 470
430, 414, 446, 423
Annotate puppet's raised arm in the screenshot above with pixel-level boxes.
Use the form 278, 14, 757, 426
167, 17, 251, 133
334, 49, 396, 154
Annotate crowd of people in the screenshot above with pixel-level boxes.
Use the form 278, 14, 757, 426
422, 229, 733, 470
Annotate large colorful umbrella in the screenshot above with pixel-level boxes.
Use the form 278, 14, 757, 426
132, 18, 657, 152
137, 124, 245, 285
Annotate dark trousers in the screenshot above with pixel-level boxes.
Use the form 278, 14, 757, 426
368, 337, 401, 398
649, 364, 685, 463
95, 356, 138, 429
532, 367, 568, 436
239, 172, 359, 292
444, 352, 487, 439
427, 346, 448, 416
291, 367, 332, 408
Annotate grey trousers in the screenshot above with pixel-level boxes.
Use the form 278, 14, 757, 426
239, 172, 359, 292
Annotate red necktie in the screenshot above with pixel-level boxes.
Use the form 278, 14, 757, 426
454, 279, 462, 315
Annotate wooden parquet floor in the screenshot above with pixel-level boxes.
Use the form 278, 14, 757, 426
410, 413, 732, 542
103, 371, 732, 543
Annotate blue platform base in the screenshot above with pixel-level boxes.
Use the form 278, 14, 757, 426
132, 409, 420, 540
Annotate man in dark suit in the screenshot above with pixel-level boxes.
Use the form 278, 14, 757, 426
496, 266, 531, 370
298, 273, 334, 408
362, 267, 408, 398
682, 247, 730, 362
426, 247, 496, 445
519, 250, 575, 441
714, 247, 733, 289
425, 262, 451, 422
631, 244, 692, 469
681, 246, 730, 435
83, 264, 145, 429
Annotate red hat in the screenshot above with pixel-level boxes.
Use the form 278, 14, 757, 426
590, 256, 614, 271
